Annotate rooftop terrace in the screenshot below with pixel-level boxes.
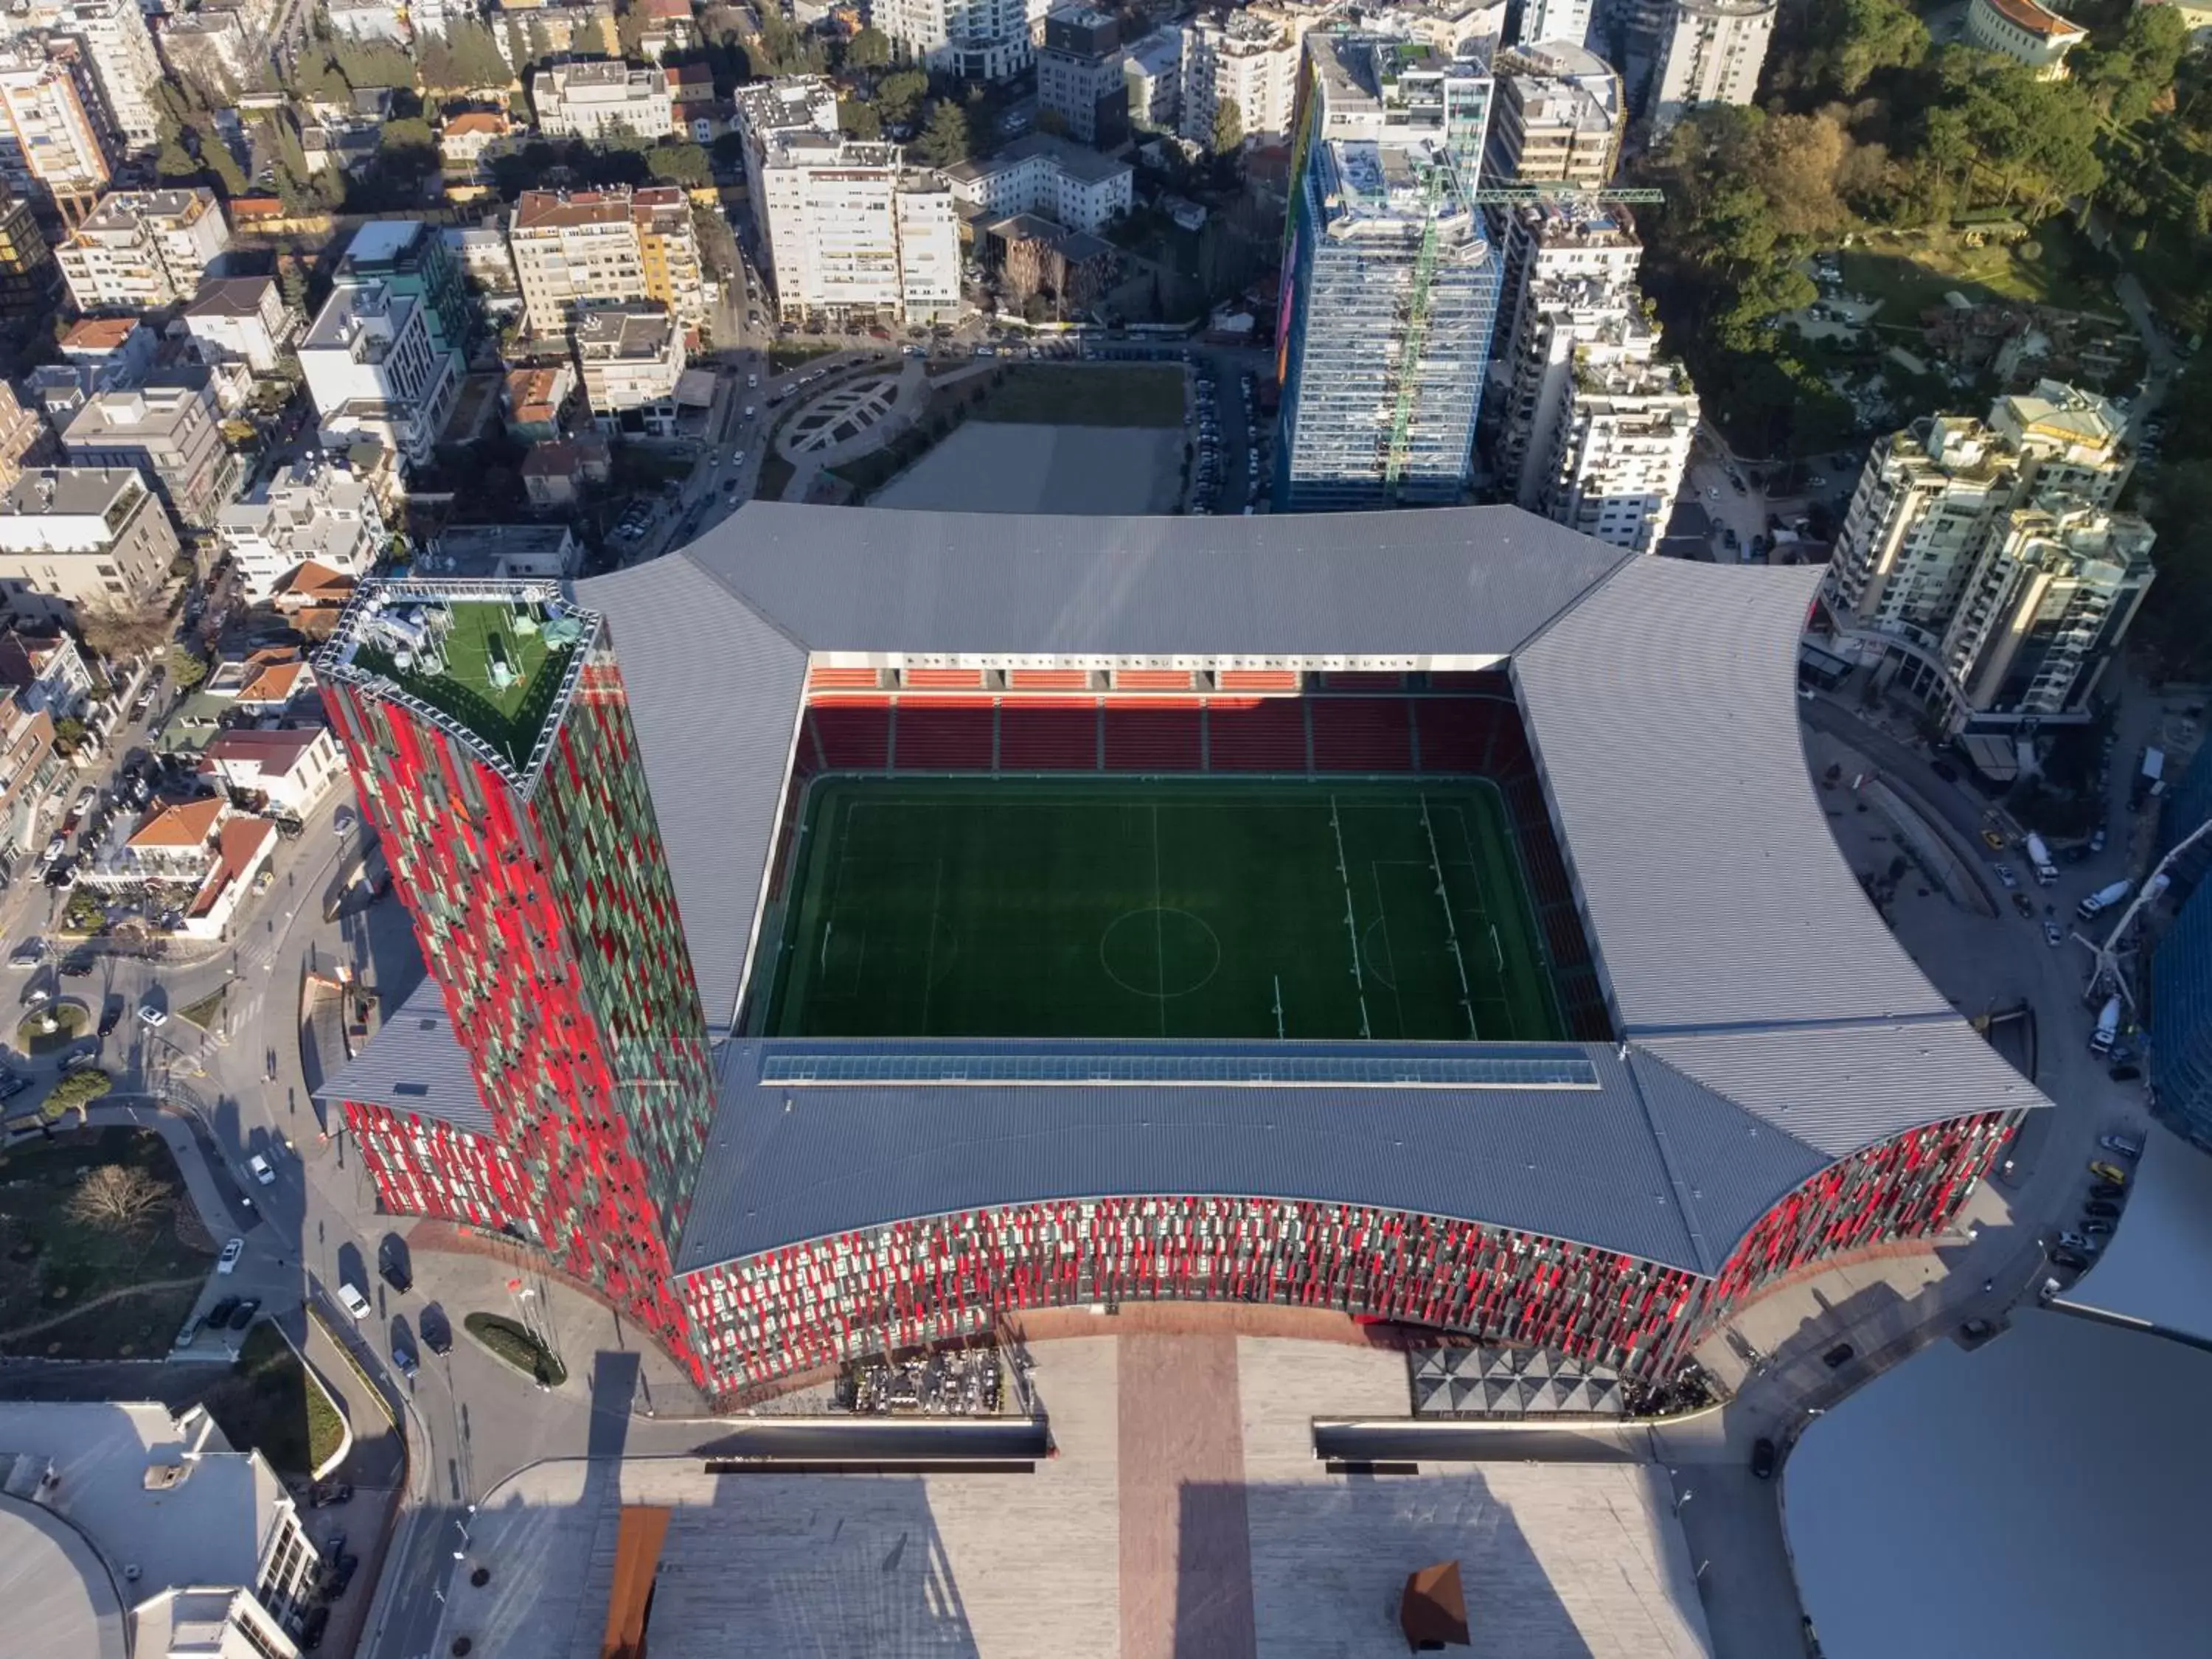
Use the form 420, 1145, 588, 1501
321, 584, 597, 780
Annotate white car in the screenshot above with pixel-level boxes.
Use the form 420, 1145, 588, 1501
137, 1003, 167, 1027
335, 1281, 372, 1320
746, 373, 758, 388
247, 1154, 275, 1186
217, 1238, 244, 1275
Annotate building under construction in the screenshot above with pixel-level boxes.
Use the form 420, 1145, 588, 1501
1273, 35, 1502, 512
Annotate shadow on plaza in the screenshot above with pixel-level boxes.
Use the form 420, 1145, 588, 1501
1186, 1470, 1601, 1659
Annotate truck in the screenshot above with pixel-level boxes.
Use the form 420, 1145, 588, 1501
2076, 880, 2132, 922
2025, 832, 2059, 886
2132, 747, 2166, 811
2090, 995, 2123, 1057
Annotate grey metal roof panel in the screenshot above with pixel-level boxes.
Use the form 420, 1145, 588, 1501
671, 501, 1632, 660
576, 554, 810, 1038
314, 978, 493, 1135
1636, 1021, 2041, 1160
1515, 558, 1958, 1034
674, 1039, 1739, 1276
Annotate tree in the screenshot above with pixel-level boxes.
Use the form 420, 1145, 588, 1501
167, 644, 207, 690
52, 715, 86, 754
617, 1, 650, 59
66, 1161, 164, 1230
846, 26, 891, 69
448, 18, 515, 88
77, 602, 171, 663
646, 140, 712, 185
875, 69, 928, 128
1211, 95, 1242, 157
2079, 6, 2188, 128
1801, 0, 1927, 98
911, 99, 973, 168
838, 98, 883, 139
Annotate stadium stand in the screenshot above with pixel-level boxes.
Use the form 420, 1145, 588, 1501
1208, 698, 1309, 771
998, 703, 1102, 770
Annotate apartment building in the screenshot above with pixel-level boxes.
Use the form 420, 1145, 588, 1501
61, 380, 237, 527
1522, 0, 1597, 46
55, 187, 230, 313
0, 43, 111, 223
1275, 35, 1500, 511
1964, 0, 2085, 79
1124, 29, 1183, 132
0, 382, 54, 491
1938, 507, 2153, 726
874, 0, 1046, 80
1178, 8, 1301, 147
750, 122, 960, 325
507, 187, 706, 340
47, 0, 164, 161
731, 74, 839, 204
181, 275, 302, 374
0, 466, 180, 625
945, 133, 1133, 234
336, 218, 476, 371
299, 279, 459, 469
1537, 319, 1697, 552
326, 0, 409, 40
1486, 201, 1644, 505
1488, 41, 1622, 188
532, 60, 675, 142
1823, 380, 2136, 731
0, 627, 92, 719
577, 304, 686, 437
0, 191, 58, 323
1038, 6, 1128, 147
218, 456, 387, 601
0, 681, 58, 852
1648, 0, 1775, 133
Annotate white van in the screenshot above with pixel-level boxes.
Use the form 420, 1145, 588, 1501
335, 1281, 372, 1320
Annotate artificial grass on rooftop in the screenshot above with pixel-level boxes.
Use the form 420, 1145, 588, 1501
356, 599, 578, 774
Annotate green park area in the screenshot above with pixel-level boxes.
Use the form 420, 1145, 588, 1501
1841, 222, 2121, 326
201, 1325, 347, 1478
966, 364, 1186, 427
0, 1127, 206, 1360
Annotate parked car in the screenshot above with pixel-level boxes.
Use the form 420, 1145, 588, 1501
1930, 759, 1960, 784
421, 1308, 452, 1356
8, 939, 42, 967
2108, 1063, 2143, 1082
1980, 829, 2006, 851
136, 1002, 167, 1027
2090, 826, 2107, 854
1822, 1343, 1855, 1368
300, 1605, 330, 1652
2088, 1160, 2130, 1187
2051, 1248, 2091, 1271
335, 1281, 372, 1320
379, 1251, 411, 1295
1993, 863, 2017, 888
0, 1071, 28, 1101
216, 1239, 244, 1274
2042, 922, 2064, 947
325, 1554, 360, 1599
2084, 1200, 2123, 1220
392, 1338, 419, 1380
206, 1296, 240, 1326
1750, 1438, 1776, 1479
246, 1154, 275, 1185
97, 999, 123, 1037
2081, 1218, 2115, 1237
174, 1315, 202, 1349
227, 1297, 260, 1331
2099, 1134, 2143, 1160
310, 1481, 353, 1509
2011, 892, 2035, 919
2058, 1230, 2100, 1253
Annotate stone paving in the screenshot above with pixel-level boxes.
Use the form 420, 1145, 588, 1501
423, 1333, 1711, 1659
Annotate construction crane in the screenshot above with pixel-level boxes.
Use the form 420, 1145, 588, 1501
2076, 813, 2212, 1009
1381, 160, 1450, 498
1469, 184, 1666, 206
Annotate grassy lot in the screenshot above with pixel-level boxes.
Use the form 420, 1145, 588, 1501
176, 988, 225, 1030
199, 1324, 347, 1478
465, 1311, 568, 1385
16, 1003, 86, 1055
0, 1127, 209, 1359
1842, 222, 2122, 324
968, 364, 1184, 427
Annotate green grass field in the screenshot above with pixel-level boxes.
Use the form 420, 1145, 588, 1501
767, 779, 1562, 1043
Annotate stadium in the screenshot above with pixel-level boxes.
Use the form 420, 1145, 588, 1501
319, 503, 2045, 1399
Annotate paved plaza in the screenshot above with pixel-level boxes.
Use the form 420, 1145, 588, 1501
869, 423, 1184, 514
425, 1334, 1711, 1659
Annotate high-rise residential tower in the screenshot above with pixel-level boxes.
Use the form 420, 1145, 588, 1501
318, 585, 721, 1367
1648, 0, 1775, 133
1275, 33, 1500, 511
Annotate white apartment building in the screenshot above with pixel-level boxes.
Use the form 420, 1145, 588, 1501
1964, 0, 2086, 79
299, 279, 458, 470
731, 75, 838, 208
1989, 379, 2131, 509
217, 456, 386, 601
61, 380, 238, 527
45, 0, 163, 161
1538, 318, 1697, 552
1489, 41, 1622, 188
1037, 6, 1127, 146
532, 60, 675, 142
1520, 0, 1597, 47
1178, 8, 1301, 146
56, 187, 230, 313
507, 186, 706, 339
1649, 0, 1775, 133
945, 133, 1133, 234
0, 466, 180, 625
1124, 29, 1183, 132
874, 0, 1047, 80
1489, 201, 1644, 506
181, 275, 300, 374
0, 44, 111, 222
325, 0, 411, 41
577, 304, 686, 436
754, 128, 961, 324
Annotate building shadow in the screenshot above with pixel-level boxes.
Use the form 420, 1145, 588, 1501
1193, 1470, 1608, 1659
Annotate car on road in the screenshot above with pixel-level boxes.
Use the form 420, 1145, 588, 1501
335, 1281, 372, 1320
173, 1315, 201, 1349
2043, 922, 2064, 947
299, 1605, 330, 1652
746, 373, 757, 387
136, 1002, 166, 1027
247, 1153, 275, 1185
2099, 1134, 2142, 1159
1993, 862, 2017, 888
2058, 1230, 2100, 1253
8, 939, 41, 967
1751, 1438, 1776, 1479
422, 1308, 452, 1355
325, 1554, 359, 1599
60, 1049, 102, 1074
2051, 1248, 2090, 1271
2090, 826, 2107, 854
58, 953, 94, 977
310, 1481, 352, 1509
2011, 892, 2035, 919
0, 1071, 29, 1101
392, 1337, 418, 1380
216, 1239, 244, 1275
2088, 1160, 2129, 1187
1980, 829, 2006, 850
206, 1296, 239, 1326
97, 1000, 122, 1037
2081, 1218, 2115, 1237
227, 1297, 260, 1331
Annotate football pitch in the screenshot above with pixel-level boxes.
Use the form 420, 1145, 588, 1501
765, 778, 1565, 1042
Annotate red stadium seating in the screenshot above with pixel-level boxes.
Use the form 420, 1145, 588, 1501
1319, 670, 1405, 690
1310, 698, 1413, 771
1114, 669, 1198, 692
1104, 702, 1203, 771
892, 702, 995, 771
1208, 698, 1308, 772
807, 702, 892, 771
807, 666, 882, 690
1000, 703, 1100, 770
1413, 698, 1509, 774
1008, 669, 1093, 692
1217, 669, 1301, 692
903, 667, 988, 689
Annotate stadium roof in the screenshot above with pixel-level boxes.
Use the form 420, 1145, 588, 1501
324, 505, 2048, 1282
